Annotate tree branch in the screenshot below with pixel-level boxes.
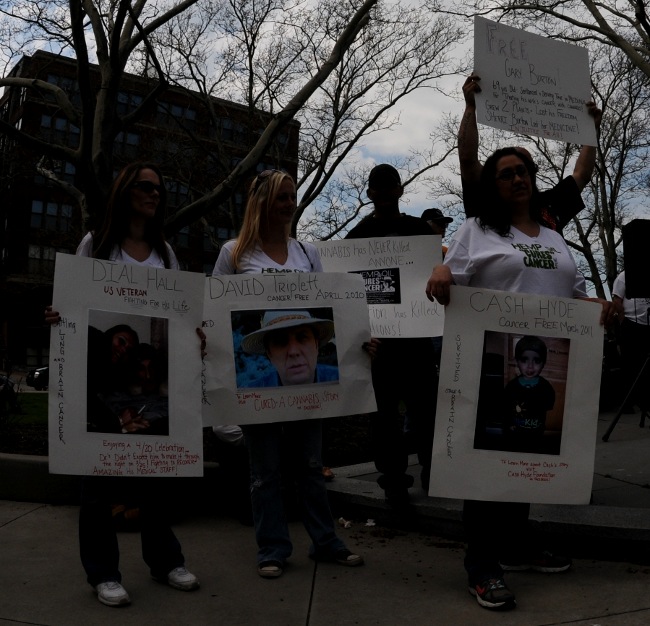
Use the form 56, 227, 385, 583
165, 0, 378, 233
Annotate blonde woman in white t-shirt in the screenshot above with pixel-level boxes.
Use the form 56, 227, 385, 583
212, 170, 364, 578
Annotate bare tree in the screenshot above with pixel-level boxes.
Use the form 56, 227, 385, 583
0, 0, 201, 223
566, 46, 650, 296
151, 0, 466, 238
449, 1, 650, 79
0, 0, 379, 232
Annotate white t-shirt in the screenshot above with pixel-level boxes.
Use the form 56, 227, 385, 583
76, 232, 179, 269
444, 219, 587, 298
212, 238, 322, 276
612, 271, 650, 325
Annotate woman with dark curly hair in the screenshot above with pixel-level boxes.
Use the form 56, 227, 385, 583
426, 147, 614, 611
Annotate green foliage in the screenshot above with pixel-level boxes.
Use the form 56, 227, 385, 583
14, 393, 47, 425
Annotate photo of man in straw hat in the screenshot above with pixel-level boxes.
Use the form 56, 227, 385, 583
235, 309, 339, 388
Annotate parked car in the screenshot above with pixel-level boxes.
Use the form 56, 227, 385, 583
26, 366, 49, 391
0, 374, 19, 412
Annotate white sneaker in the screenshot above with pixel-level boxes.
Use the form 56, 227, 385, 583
95, 581, 131, 607
166, 566, 200, 591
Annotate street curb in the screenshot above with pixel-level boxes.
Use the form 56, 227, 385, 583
326, 460, 650, 564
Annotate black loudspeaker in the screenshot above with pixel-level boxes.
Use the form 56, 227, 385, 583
623, 219, 650, 298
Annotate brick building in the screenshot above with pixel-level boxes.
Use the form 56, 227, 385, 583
0, 51, 299, 370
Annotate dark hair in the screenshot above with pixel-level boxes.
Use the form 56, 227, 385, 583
477, 148, 541, 237
368, 163, 402, 190
92, 162, 172, 268
105, 324, 139, 346
515, 335, 547, 364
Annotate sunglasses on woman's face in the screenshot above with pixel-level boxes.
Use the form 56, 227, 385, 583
131, 180, 162, 194
253, 169, 285, 193
495, 165, 529, 182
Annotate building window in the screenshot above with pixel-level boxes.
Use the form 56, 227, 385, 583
156, 102, 197, 130
49, 161, 76, 184
220, 117, 245, 143
167, 179, 190, 208
117, 91, 143, 115
27, 244, 57, 274
114, 131, 140, 158
217, 227, 234, 240
45, 73, 81, 105
40, 114, 80, 148
234, 193, 243, 214
173, 226, 190, 249
31, 200, 73, 232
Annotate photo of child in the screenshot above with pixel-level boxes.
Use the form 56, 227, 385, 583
473, 332, 570, 455
504, 336, 556, 454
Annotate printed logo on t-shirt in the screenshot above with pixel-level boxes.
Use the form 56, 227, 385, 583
261, 268, 304, 274
511, 242, 561, 269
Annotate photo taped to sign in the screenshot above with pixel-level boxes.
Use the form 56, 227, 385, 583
474, 331, 570, 456
231, 307, 339, 389
87, 309, 170, 437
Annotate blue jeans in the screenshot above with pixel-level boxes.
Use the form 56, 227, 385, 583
242, 420, 346, 564
79, 477, 185, 587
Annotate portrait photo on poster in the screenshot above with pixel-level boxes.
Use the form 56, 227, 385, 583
474, 331, 570, 456
86, 309, 170, 436
231, 307, 339, 389
351, 268, 402, 305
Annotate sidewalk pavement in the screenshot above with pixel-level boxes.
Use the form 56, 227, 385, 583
1, 409, 650, 624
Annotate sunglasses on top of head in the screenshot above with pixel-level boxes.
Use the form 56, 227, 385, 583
253, 169, 286, 193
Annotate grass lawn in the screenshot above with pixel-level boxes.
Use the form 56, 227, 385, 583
15, 393, 48, 424
0, 392, 48, 455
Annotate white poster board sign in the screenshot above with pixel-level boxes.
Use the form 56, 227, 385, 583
49, 253, 205, 477
315, 236, 443, 338
474, 16, 596, 146
202, 272, 376, 425
429, 286, 602, 504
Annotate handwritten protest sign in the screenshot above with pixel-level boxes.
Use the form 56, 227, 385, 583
474, 16, 597, 146
201, 272, 376, 425
315, 236, 443, 338
429, 286, 602, 504
48, 253, 205, 477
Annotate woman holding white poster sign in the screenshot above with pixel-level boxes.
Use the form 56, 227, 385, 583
46, 162, 199, 607
212, 169, 364, 579
426, 147, 614, 611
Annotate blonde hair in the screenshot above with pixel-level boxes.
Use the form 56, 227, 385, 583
231, 170, 295, 270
